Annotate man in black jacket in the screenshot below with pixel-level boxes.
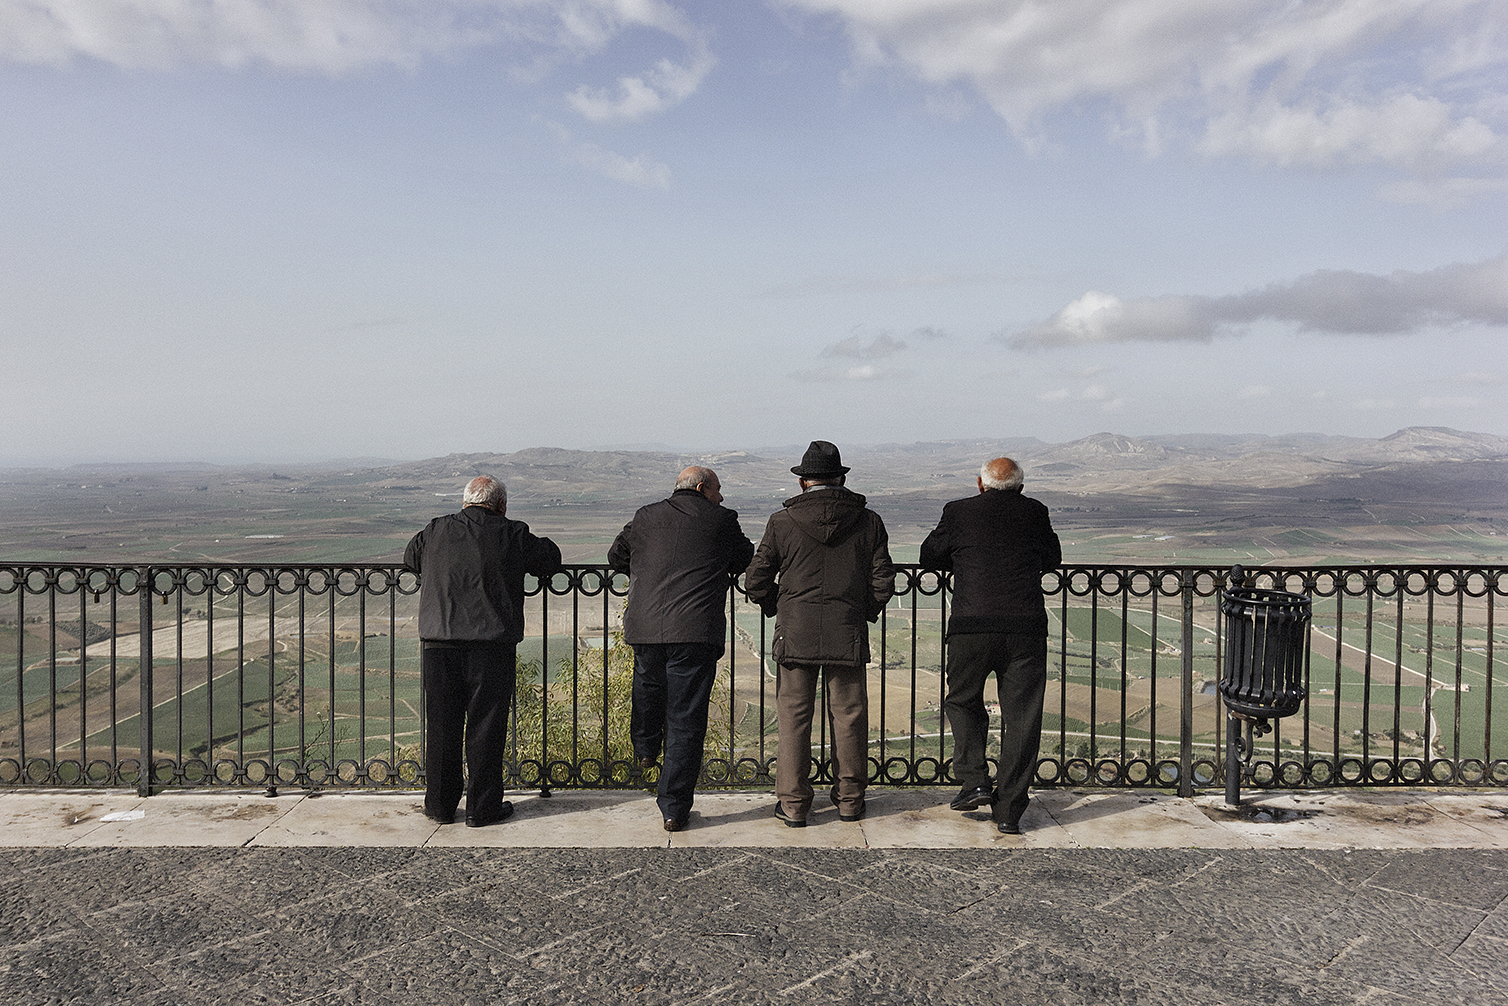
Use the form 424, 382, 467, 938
920, 457, 1061, 834
608, 466, 754, 832
404, 475, 562, 827
744, 441, 895, 827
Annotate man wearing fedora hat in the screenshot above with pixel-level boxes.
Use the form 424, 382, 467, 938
744, 441, 895, 826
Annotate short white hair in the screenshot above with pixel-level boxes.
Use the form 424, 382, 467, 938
675, 465, 716, 491
463, 475, 506, 509
979, 457, 1023, 491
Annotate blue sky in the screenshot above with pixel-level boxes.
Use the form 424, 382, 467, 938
2, 0, 1506, 465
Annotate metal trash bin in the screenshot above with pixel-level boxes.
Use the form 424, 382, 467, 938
1219, 565, 1310, 805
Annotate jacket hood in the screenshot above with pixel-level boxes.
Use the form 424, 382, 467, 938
782, 486, 871, 545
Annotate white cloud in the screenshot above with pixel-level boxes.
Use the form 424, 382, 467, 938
1006, 249, 1508, 347
792, 363, 908, 382
821, 332, 907, 360
0, 0, 714, 120
1239, 385, 1273, 399
778, 0, 1508, 180
567, 41, 714, 122
0, 0, 491, 71
545, 119, 670, 187
1419, 396, 1480, 408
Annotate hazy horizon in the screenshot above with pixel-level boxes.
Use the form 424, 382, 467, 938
4, 424, 1503, 471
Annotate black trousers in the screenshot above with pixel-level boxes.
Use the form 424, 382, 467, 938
943, 632, 1047, 827
422, 641, 516, 822
630, 642, 723, 823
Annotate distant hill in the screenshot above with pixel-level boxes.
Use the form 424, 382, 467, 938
2, 428, 1503, 564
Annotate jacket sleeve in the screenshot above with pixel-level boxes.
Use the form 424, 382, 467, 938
1039, 514, 1063, 573
402, 529, 425, 574
742, 517, 781, 617
522, 531, 564, 580
606, 523, 633, 572
721, 510, 756, 574
869, 516, 896, 622
918, 508, 953, 571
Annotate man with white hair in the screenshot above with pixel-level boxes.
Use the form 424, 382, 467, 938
920, 457, 1061, 834
608, 465, 754, 832
404, 475, 562, 827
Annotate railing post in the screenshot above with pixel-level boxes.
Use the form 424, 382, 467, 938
1179, 568, 1195, 797
138, 566, 154, 798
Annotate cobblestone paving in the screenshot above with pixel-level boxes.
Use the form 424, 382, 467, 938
4, 846, 1507, 1005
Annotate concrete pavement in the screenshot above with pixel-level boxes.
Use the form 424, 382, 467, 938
3, 787, 1507, 1004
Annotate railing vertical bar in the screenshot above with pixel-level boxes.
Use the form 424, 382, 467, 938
138, 567, 154, 797
266, 575, 276, 792
358, 583, 368, 768
1453, 582, 1464, 764
327, 583, 337, 770
298, 579, 307, 784
1119, 584, 1129, 765
726, 577, 736, 769
1484, 579, 1496, 765
392, 573, 404, 778
175, 579, 184, 780
78, 578, 88, 774
1331, 591, 1344, 769
594, 573, 606, 772
48, 577, 57, 777
206, 575, 216, 779
14, 586, 24, 779
1058, 581, 1068, 774
1421, 588, 1433, 770
759, 606, 768, 767
1178, 569, 1193, 798
1149, 586, 1159, 770
109, 577, 119, 777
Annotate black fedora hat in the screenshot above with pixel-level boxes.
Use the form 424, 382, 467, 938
791, 440, 850, 477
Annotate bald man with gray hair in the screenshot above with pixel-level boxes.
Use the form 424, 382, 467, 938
921, 456, 1061, 835
609, 465, 754, 831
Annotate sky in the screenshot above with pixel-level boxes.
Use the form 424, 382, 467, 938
2, 0, 1506, 466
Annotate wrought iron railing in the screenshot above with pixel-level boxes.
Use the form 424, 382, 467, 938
1, 563, 1503, 795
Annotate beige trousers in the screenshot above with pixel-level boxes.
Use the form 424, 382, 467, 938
774, 662, 869, 819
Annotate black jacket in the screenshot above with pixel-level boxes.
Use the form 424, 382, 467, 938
919, 487, 1061, 635
404, 506, 563, 644
744, 486, 895, 667
607, 489, 754, 646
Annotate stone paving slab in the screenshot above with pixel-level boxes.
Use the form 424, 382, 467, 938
3, 844, 1505, 1005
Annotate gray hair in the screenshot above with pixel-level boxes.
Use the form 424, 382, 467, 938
675, 465, 716, 491
463, 475, 507, 510
979, 457, 1023, 491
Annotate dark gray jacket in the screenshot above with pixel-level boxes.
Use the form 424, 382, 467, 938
607, 489, 754, 646
744, 487, 895, 667
404, 506, 563, 644
919, 487, 1061, 636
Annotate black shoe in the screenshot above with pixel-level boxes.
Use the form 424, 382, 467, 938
950, 785, 995, 811
423, 807, 456, 825
663, 817, 687, 833
773, 803, 806, 828
838, 803, 866, 823
997, 820, 1022, 835
465, 801, 515, 828
637, 755, 658, 770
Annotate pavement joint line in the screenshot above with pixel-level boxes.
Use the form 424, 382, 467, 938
777, 949, 873, 995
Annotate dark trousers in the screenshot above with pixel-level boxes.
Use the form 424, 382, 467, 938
422, 641, 516, 822
944, 632, 1047, 827
630, 642, 723, 823
774, 662, 868, 819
